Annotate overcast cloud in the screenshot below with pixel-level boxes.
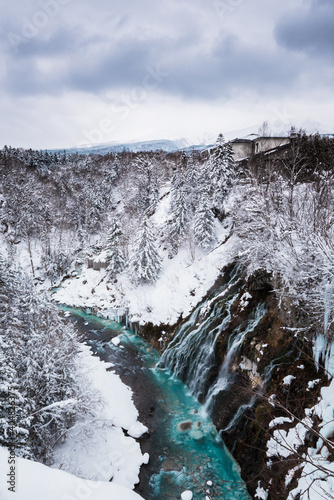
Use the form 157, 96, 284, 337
0, 0, 333, 148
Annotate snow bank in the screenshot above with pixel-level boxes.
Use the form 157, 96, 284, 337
0, 446, 143, 500
313, 379, 334, 441
52, 343, 147, 490
287, 450, 334, 500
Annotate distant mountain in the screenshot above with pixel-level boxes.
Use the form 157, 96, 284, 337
52, 119, 332, 156
55, 138, 209, 156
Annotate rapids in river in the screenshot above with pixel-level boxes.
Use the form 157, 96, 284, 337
62, 307, 250, 500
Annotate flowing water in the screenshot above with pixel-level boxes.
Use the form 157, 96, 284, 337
204, 302, 267, 415
161, 265, 242, 403
62, 307, 250, 500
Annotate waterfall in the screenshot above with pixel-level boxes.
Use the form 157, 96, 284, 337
221, 396, 257, 433
263, 346, 299, 386
161, 266, 241, 401
161, 263, 268, 431
203, 302, 267, 414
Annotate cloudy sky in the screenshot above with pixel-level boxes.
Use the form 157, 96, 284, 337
1, 0, 333, 149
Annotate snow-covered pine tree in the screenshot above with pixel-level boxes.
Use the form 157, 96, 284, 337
209, 134, 236, 206
225, 140, 236, 176
0, 257, 31, 457
0, 346, 31, 457
178, 151, 188, 173
0, 257, 80, 463
194, 194, 216, 249
169, 187, 189, 237
197, 160, 212, 199
134, 155, 160, 214
22, 299, 79, 463
186, 151, 200, 189
209, 133, 226, 182
129, 219, 161, 284
106, 218, 125, 277
168, 169, 192, 253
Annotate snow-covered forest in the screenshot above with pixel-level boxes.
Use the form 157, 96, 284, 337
1, 130, 334, 499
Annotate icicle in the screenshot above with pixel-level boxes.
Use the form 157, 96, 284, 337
313, 333, 334, 378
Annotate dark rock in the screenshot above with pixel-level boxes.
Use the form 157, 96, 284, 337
247, 269, 273, 292
178, 420, 193, 431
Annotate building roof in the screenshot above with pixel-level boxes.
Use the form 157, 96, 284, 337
231, 134, 290, 144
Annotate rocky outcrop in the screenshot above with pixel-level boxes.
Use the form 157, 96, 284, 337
138, 264, 328, 499
213, 269, 326, 498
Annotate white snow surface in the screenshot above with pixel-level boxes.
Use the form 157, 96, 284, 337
239, 291, 252, 310
111, 336, 121, 346
0, 446, 143, 500
52, 343, 148, 489
282, 375, 296, 386
287, 449, 334, 500
307, 379, 321, 390
267, 418, 313, 459
181, 491, 193, 500
313, 379, 334, 441
52, 219, 236, 326
269, 417, 294, 429
255, 482, 268, 500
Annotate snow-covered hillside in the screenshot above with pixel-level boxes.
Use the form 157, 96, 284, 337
52, 204, 235, 326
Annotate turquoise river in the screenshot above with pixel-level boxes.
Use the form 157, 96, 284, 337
61, 306, 251, 500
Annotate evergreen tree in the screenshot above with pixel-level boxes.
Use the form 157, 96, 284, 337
208, 134, 236, 206
129, 219, 161, 284
178, 151, 188, 173
169, 187, 190, 237
106, 218, 125, 277
197, 161, 212, 200
225, 140, 236, 175
0, 258, 31, 457
168, 169, 192, 252
0, 346, 31, 457
133, 155, 159, 214
23, 303, 78, 463
0, 257, 79, 463
194, 194, 216, 249
186, 152, 200, 192
209, 134, 227, 185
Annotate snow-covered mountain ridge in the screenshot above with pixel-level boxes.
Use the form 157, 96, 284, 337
54, 138, 209, 155
53, 118, 333, 155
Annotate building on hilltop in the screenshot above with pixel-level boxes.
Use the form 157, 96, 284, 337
231, 134, 290, 160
